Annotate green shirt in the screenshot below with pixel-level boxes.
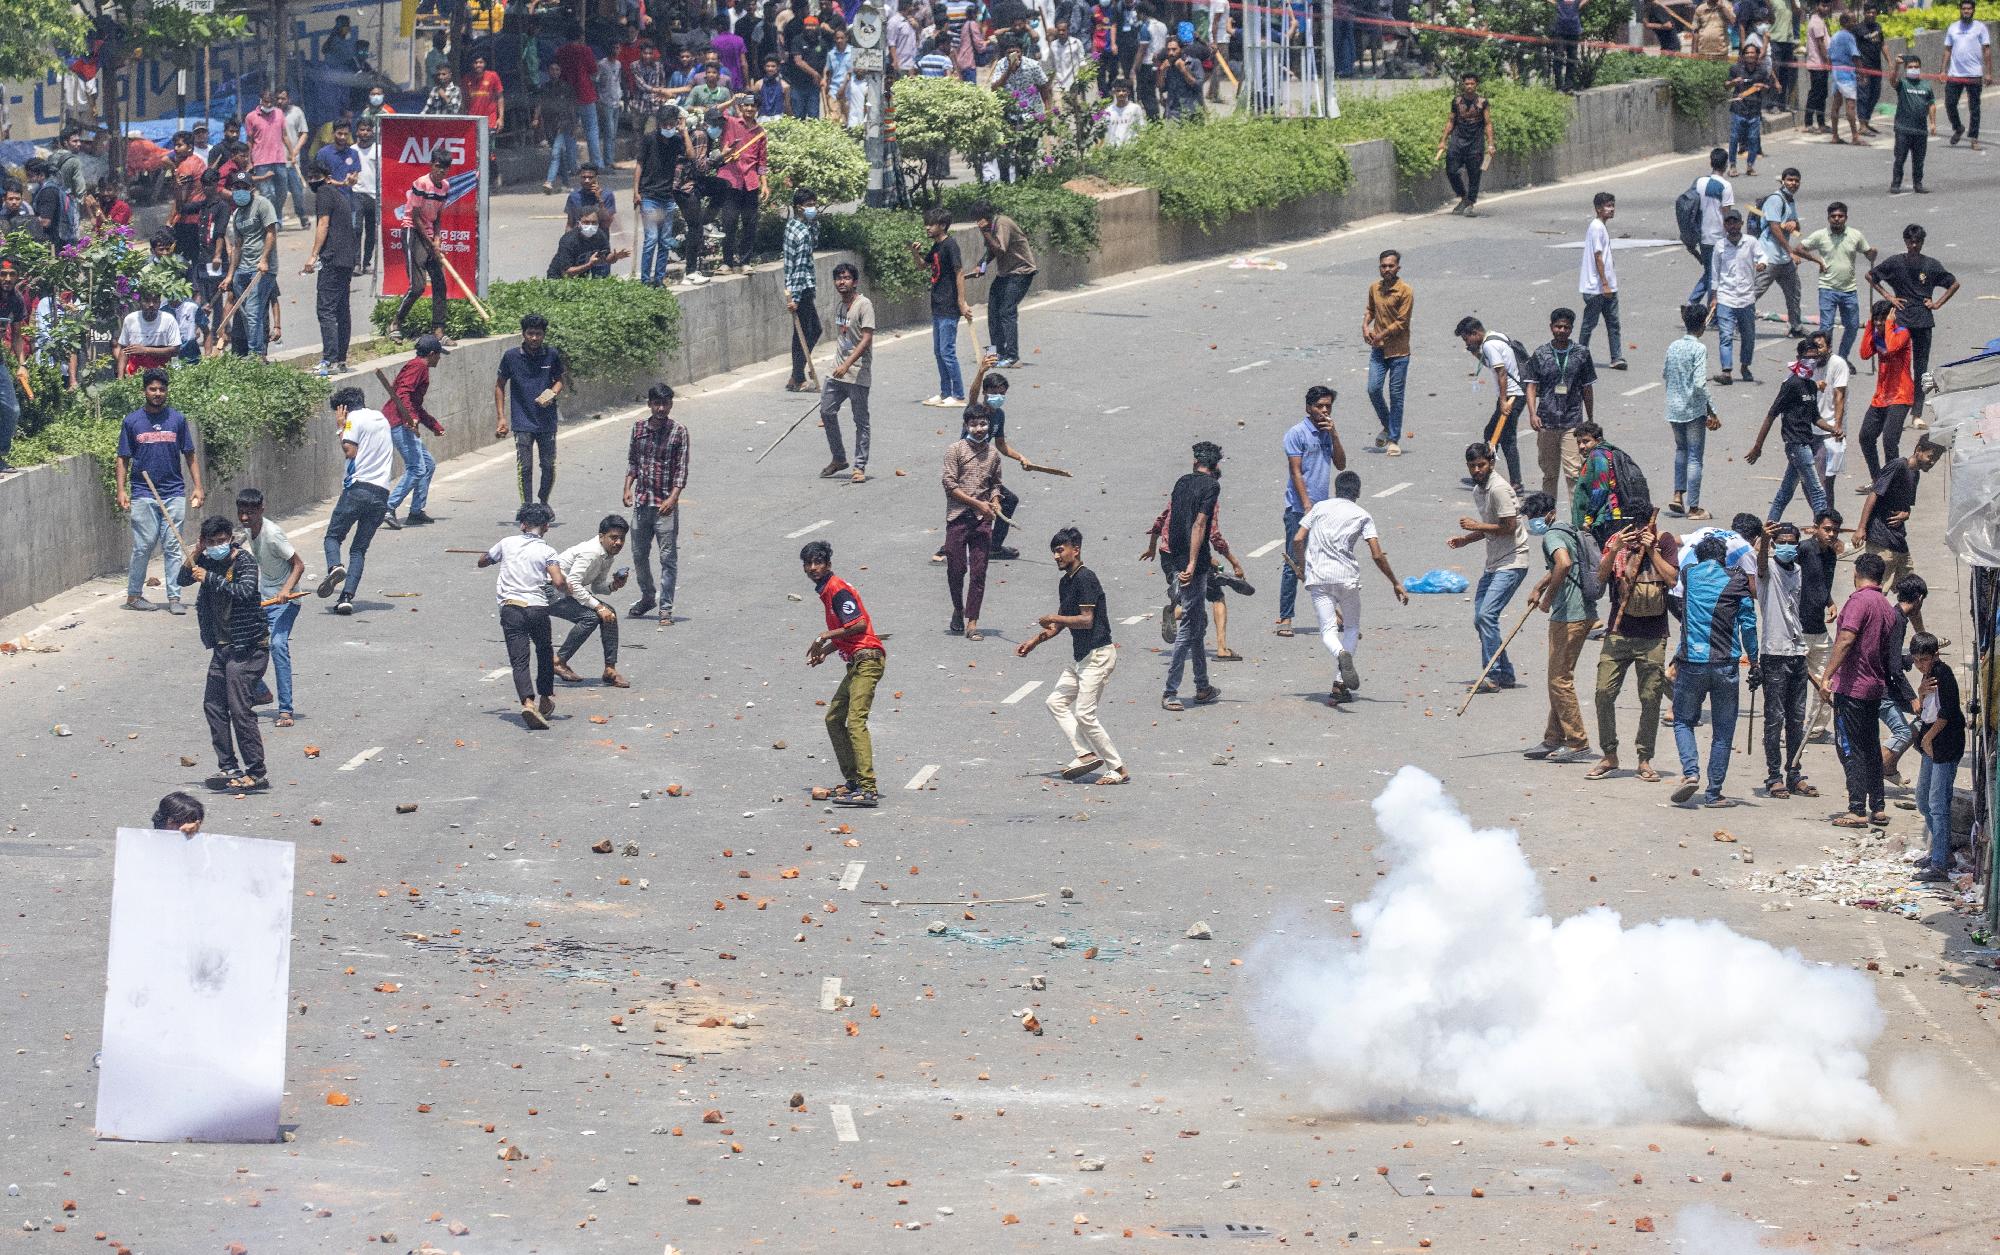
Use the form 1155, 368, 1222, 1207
1893, 79, 1936, 137
1543, 527, 1591, 623
685, 83, 733, 110
1799, 225, 1870, 293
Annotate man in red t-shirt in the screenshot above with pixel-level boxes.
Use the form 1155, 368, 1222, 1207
1815, 549, 1900, 826
554, 26, 605, 168
463, 53, 506, 133
802, 539, 885, 807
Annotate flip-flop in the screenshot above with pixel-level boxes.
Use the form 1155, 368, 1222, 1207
1868, 812, 1890, 826
275, 712, 294, 728
1583, 763, 1617, 780
1831, 814, 1870, 828
1636, 766, 1662, 782
1095, 770, 1131, 785
1274, 626, 1294, 638
1703, 796, 1737, 809
1213, 650, 1244, 661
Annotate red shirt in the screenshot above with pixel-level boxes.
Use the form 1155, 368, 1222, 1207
818, 575, 883, 660
555, 42, 600, 106
389, 356, 444, 433
462, 69, 504, 124
1858, 318, 1914, 407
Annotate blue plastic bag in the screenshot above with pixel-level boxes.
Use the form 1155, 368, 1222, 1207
1403, 569, 1469, 595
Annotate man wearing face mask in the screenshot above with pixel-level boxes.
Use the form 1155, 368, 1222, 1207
178, 515, 271, 791
546, 207, 622, 277
361, 88, 395, 124
784, 187, 822, 392
243, 90, 297, 228
1756, 519, 1816, 797
221, 172, 279, 360
1890, 54, 1937, 194
942, 403, 1005, 642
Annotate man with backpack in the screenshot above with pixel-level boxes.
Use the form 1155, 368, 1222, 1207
1678, 148, 1735, 307
1753, 168, 1807, 337
1572, 421, 1652, 546
1590, 520, 1680, 783
1521, 490, 1599, 764
23, 159, 78, 246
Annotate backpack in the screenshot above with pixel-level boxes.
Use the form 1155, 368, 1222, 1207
1550, 524, 1606, 603
1602, 441, 1654, 520
1674, 177, 1721, 258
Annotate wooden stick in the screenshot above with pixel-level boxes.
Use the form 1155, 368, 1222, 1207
756, 397, 823, 464
137, 471, 189, 571
430, 244, 493, 324
790, 308, 821, 389
1456, 603, 1535, 717
260, 590, 312, 607
1020, 462, 1072, 477
445, 547, 488, 554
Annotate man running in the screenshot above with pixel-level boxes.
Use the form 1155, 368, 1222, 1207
317, 386, 394, 616
1162, 441, 1225, 712
478, 502, 569, 730
1291, 469, 1407, 704
1017, 526, 1128, 784
803, 540, 886, 808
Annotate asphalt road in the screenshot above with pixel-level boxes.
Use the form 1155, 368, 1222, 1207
5, 128, 2000, 1252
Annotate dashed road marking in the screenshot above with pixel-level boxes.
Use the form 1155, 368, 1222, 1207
1622, 380, 1662, 396
819, 976, 843, 1011
1227, 359, 1270, 374
785, 519, 833, 539
482, 666, 511, 681
1645, 245, 1683, 257
1103, 405, 1129, 414
830, 1103, 860, 1142
905, 763, 941, 791
1530, 278, 1551, 286
1002, 680, 1043, 705
1246, 538, 1285, 559
839, 861, 865, 891
1373, 481, 1413, 498
337, 746, 383, 772
1120, 613, 1150, 625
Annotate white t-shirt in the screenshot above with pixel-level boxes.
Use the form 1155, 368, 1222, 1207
1946, 19, 1991, 78
487, 532, 561, 605
169, 298, 202, 344
1710, 236, 1760, 308
1481, 335, 1524, 397
1692, 172, 1734, 245
1674, 524, 1758, 594
282, 104, 309, 153
339, 406, 396, 490
1816, 353, 1851, 420
1473, 478, 1529, 573
1300, 497, 1378, 587
1579, 218, 1616, 296
245, 519, 298, 599
118, 309, 181, 348
1104, 101, 1143, 146
353, 141, 380, 196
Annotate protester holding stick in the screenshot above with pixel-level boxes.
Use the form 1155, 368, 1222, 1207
115, 369, 205, 615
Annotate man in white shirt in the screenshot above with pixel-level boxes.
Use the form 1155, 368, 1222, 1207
1045, 18, 1088, 96
114, 290, 182, 376
1686, 147, 1734, 307
1943, 0, 1992, 149
1291, 470, 1408, 703
1456, 316, 1528, 493
1103, 80, 1144, 146
236, 487, 306, 726
353, 118, 382, 275
1577, 191, 1627, 370
551, 514, 633, 688
1706, 207, 1765, 385
169, 294, 203, 361
276, 87, 312, 231
477, 501, 572, 729
317, 385, 395, 615
1812, 333, 1851, 498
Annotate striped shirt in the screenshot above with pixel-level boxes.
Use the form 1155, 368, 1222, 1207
627, 415, 689, 507
783, 214, 819, 298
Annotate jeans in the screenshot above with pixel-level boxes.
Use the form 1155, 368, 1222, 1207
1688, 243, 1715, 306
1444, 138, 1483, 205
791, 87, 823, 118
1474, 566, 1526, 686
545, 130, 579, 185
944, 511, 993, 621
1486, 394, 1526, 489
1164, 569, 1211, 698
0, 349, 19, 462
1278, 505, 1306, 620
515, 428, 556, 504
987, 272, 1033, 362
1768, 440, 1830, 522
323, 481, 388, 600
500, 602, 554, 703
581, 100, 608, 168
638, 196, 680, 285
1366, 348, 1408, 442
1916, 753, 1960, 872
1715, 302, 1756, 373
1818, 288, 1860, 360
1946, 77, 1982, 140
790, 290, 822, 386
386, 424, 435, 513
231, 268, 277, 358
204, 646, 270, 776
1670, 417, 1707, 509
1549, 35, 1580, 92
1893, 131, 1929, 187
1834, 691, 1884, 815
1755, 260, 1803, 330
128, 494, 187, 599
281, 162, 309, 224
265, 600, 300, 714
1672, 659, 1741, 800
1880, 695, 1914, 755
1857, 64, 1882, 124
1759, 653, 1809, 784
931, 316, 965, 399
826, 650, 884, 791
821, 380, 872, 470
315, 262, 353, 364
1859, 403, 1909, 481
394, 235, 449, 334
1594, 632, 1666, 761
1049, 643, 1123, 770
631, 503, 680, 612
551, 596, 618, 666
1728, 113, 1763, 167
253, 163, 300, 222
1580, 291, 1623, 364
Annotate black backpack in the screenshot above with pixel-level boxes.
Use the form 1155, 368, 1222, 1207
1674, 176, 1722, 258
1603, 441, 1654, 520
1548, 524, 1606, 603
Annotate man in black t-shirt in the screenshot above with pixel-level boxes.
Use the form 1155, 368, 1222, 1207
634, 108, 693, 285
911, 206, 969, 405
1162, 441, 1224, 711
1018, 526, 1127, 784
1798, 507, 1845, 742
303, 160, 360, 373
1854, 436, 1943, 603
1865, 223, 1959, 397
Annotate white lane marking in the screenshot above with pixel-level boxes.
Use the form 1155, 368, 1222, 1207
839, 861, 865, 891
785, 519, 833, 539
1373, 481, 1413, 499
1103, 405, 1130, 414
1530, 278, 1551, 286
1119, 613, 1150, 625
830, 1103, 860, 1142
904, 763, 941, 791
819, 976, 843, 1011
1002, 680, 1043, 705
482, 666, 511, 681
1622, 380, 1662, 397
1245, 538, 1285, 559
337, 746, 383, 772
1645, 245, 1683, 257
1227, 359, 1270, 374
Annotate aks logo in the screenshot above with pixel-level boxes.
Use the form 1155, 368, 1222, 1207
398, 135, 469, 166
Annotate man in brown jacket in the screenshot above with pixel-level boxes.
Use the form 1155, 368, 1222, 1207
968, 202, 1038, 368
1365, 249, 1414, 454
942, 404, 1005, 641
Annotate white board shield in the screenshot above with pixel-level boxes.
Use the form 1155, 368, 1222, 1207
95, 827, 295, 1143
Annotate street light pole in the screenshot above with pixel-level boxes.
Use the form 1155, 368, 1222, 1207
852, 0, 888, 208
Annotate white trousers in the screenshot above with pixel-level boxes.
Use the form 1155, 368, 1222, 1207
1309, 582, 1361, 661
1047, 643, 1122, 770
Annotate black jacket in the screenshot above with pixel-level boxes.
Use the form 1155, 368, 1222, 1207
178, 548, 268, 653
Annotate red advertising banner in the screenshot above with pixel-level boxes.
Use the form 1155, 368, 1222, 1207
376, 113, 489, 300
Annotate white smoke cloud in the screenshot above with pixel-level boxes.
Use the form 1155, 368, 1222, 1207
1260, 766, 1896, 1140
1669, 1207, 1787, 1253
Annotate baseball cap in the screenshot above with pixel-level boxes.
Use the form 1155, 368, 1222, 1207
414, 333, 450, 356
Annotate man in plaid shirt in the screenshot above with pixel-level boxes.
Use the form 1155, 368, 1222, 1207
784, 188, 822, 392
621, 383, 690, 625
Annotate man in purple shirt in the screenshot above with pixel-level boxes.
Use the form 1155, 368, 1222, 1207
114, 368, 207, 614
710, 16, 750, 96
1814, 550, 1899, 827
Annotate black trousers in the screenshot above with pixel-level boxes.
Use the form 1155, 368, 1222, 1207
1860, 403, 1910, 480
1892, 131, 1928, 187
715, 186, 759, 268
501, 603, 554, 702
1485, 393, 1527, 490
987, 272, 1033, 362
316, 263, 353, 365
1760, 653, 1808, 785
1856, 63, 1882, 125
1835, 692, 1885, 815
551, 596, 619, 666
675, 190, 708, 274
1805, 70, 1829, 127
1445, 139, 1483, 205
394, 237, 449, 332
515, 429, 556, 504
1946, 77, 1982, 139
356, 192, 378, 271
1771, 42, 1797, 105
204, 645, 270, 777
790, 290, 822, 385
1905, 324, 1935, 396
989, 483, 1021, 551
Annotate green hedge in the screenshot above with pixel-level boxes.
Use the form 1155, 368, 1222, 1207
1879, 4, 1996, 41
372, 276, 682, 381
939, 179, 1100, 259
1328, 80, 1576, 181
817, 207, 932, 298
1093, 114, 1356, 229
1593, 52, 1731, 119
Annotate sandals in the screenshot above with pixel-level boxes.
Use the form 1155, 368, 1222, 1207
275, 712, 295, 728
965, 628, 984, 643
1584, 762, 1617, 780
1793, 781, 1820, 797
1213, 649, 1244, 662
1869, 812, 1890, 826
1704, 796, 1737, 809
1831, 813, 1870, 828
1160, 695, 1186, 712
1095, 769, 1131, 785
1274, 622, 1294, 638
1636, 765, 1662, 782
1061, 757, 1104, 780
1766, 782, 1790, 799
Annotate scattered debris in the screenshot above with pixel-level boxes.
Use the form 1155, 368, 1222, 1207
590, 839, 615, 854
395, 802, 418, 814
1185, 920, 1213, 940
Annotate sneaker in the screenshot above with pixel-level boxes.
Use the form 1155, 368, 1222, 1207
334, 599, 354, 615
313, 360, 333, 377
1738, 366, 1756, 384
317, 565, 346, 597
1337, 651, 1360, 693
1609, 359, 1629, 371
1550, 746, 1596, 764
166, 600, 187, 616
1192, 685, 1221, 704
521, 700, 550, 730
1212, 573, 1255, 597
381, 511, 403, 530
920, 394, 947, 407
628, 597, 657, 619
1374, 429, 1389, 447
989, 546, 1021, 561
1522, 742, 1560, 760
1911, 867, 1948, 883
405, 509, 436, 525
